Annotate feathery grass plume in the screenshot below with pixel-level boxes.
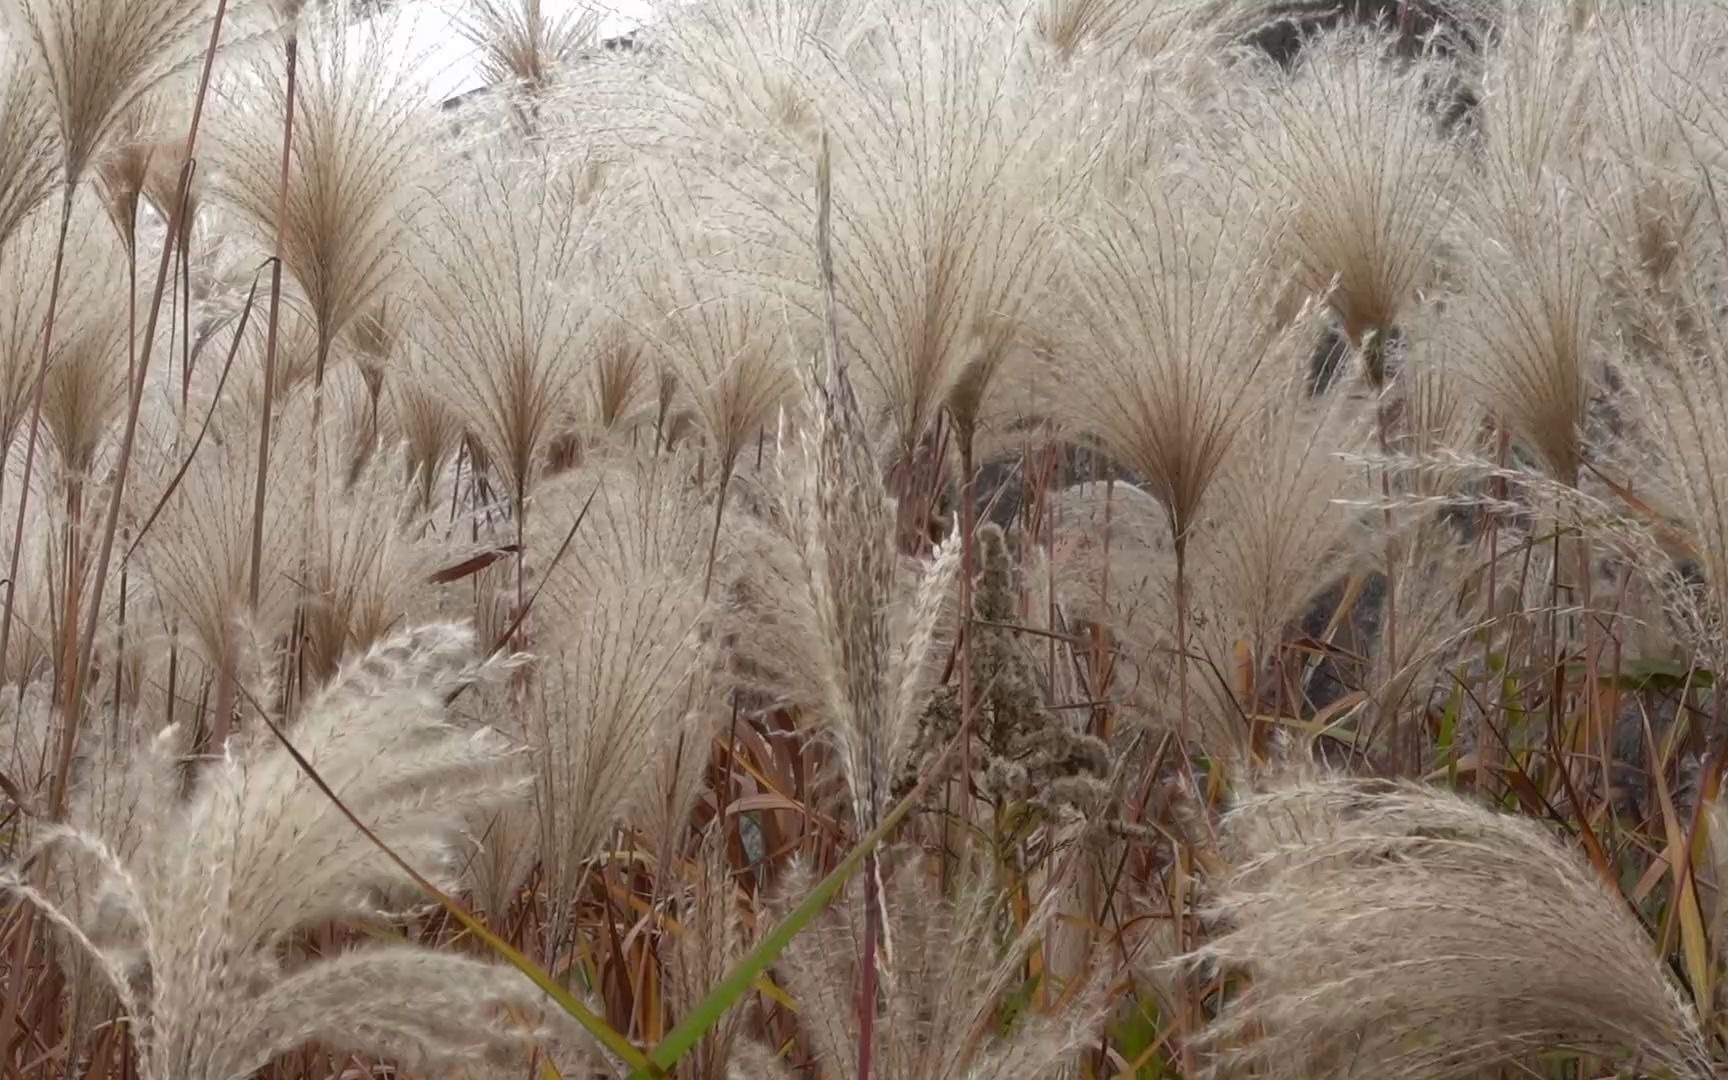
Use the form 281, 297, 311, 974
1358, 515, 1479, 757
458, 784, 537, 929
637, 690, 715, 874
1029, 0, 1293, 64
0, 681, 51, 810
821, 0, 1067, 469
1450, 172, 1599, 488
1032, 45, 1183, 218
1189, 372, 1373, 722
46, 718, 187, 1050
2, 623, 542, 1080
1231, 26, 1460, 383
647, 0, 870, 148
213, 1, 428, 387
463, 0, 599, 98
413, 145, 613, 518
520, 455, 716, 948
389, 370, 462, 514
726, 354, 960, 825
1469, 0, 1593, 189
0, 204, 66, 457
1588, 0, 1725, 308
1186, 775, 1713, 1079
0, 44, 58, 252
1613, 260, 1728, 678
39, 221, 127, 484
208, 302, 324, 429
778, 853, 1098, 1079
1031, 0, 1168, 58
586, 315, 651, 438
1044, 478, 1177, 727
94, 98, 159, 255
137, 396, 304, 685
638, 173, 796, 479
0, 524, 54, 689
670, 0, 1065, 473
1383, 312, 1491, 496
1056, 169, 1301, 755
7, 197, 124, 693
664, 829, 762, 1080
300, 444, 452, 685
1055, 170, 1293, 559
346, 294, 403, 426
637, 170, 796, 581
140, 131, 199, 254
39, 284, 127, 662
0, 0, 214, 189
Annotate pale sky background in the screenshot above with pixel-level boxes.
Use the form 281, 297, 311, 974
369, 0, 658, 102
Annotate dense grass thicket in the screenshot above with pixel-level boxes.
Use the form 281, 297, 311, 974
5, 0, 1728, 1076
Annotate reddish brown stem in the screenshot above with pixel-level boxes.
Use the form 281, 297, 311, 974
956, 425, 976, 860
0, 192, 75, 710
248, 33, 300, 612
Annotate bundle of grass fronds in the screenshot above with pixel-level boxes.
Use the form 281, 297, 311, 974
3, 624, 542, 1079
1187, 775, 1716, 1079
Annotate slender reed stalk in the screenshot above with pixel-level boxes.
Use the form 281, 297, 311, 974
0, 190, 72, 726
247, 30, 300, 612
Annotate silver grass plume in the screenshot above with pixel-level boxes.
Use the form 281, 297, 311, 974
462, 0, 600, 99
1045, 478, 1177, 723
800, 276, 910, 830
0, 525, 54, 689
39, 203, 127, 483
647, 0, 870, 148
1451, 171, 1599, 488
821, 0, 1065, 467
1, 623, 540, 1080
1054, 169, 1300, 559
389, 369, 463, 513
213, 2, 428, 380
94, 97, 159, 254
1590, 0, 1725, 305
723, 465, 960, 818
521, 455, 717, 951
1030, 0, 1207, 60
1186, 373, 1373, 732
1471, 0, 1593, 189
412, 145, 614, 509
1230, 26, 1460, 383
671, 0, 1064, 468
0, 204, 72, 456
666, 829, 763, 1080
48, 716, 189, 1050
778, 853, 1099, 1079
637, 170, 796, 488
0, 0, 214, 188
1360, 517, 1479, 755
1357, 323, 1492, 753
1614, 254, 1728, 678
0, 42, 58, 251
300, 443, 454, 685
1184, 775, 1713, 1080
585, 316, 652, 439
0, 682, 51, 814
137, 394, 305, 679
